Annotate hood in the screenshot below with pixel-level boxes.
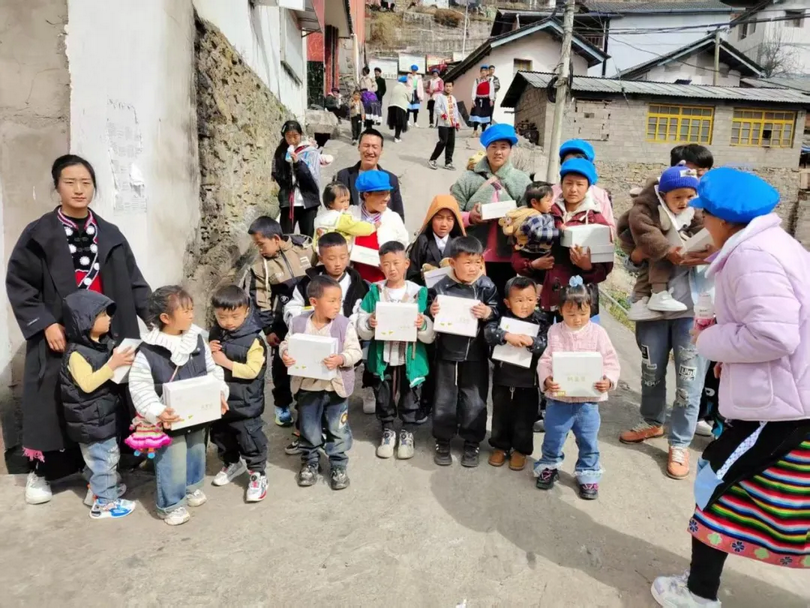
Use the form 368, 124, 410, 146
631, 181, 661, 213
706, 213, 782, 279
63, 290, 116, 348
419, 195, 466, 239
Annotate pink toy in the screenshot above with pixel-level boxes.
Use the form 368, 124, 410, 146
125, 416, 171, 458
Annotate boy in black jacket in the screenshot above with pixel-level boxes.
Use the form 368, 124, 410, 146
209, 286, 269, 503
484, 276, 550, 471
428, 236, 500, 468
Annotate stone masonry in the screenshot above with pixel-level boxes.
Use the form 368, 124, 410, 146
186, 16, 292, 315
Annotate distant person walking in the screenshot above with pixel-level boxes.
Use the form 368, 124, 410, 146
428, 81, 460, 170
359, 66, 382, 128
387, 76, 410, 143
374, 67, 387, 103
426, 68, 444, 128
406, 65, 425, 127
470, 65, 494, 136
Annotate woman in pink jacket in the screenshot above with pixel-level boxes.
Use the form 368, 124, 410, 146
653, 168, 810, 607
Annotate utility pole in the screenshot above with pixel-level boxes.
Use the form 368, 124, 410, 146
546, 0, 575, 182
713, 29, 721, 86
462, 1, 470, 56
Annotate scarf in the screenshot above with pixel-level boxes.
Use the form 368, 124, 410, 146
142, 324, 204, 367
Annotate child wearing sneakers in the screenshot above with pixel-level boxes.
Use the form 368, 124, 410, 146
208, 285, 269, 503
356, 241, 435, 460
429, 236, 500, 467
129, 286, 229, 525
312, 181, 376, 250
280, 276, 363, 490
535, 277, 620, 500
617, 163, 704, 321
59, 290, 137, 519
484, 277, 550, 471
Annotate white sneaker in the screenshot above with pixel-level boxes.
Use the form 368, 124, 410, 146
627, 297, 664, 321
84, 482, 127, 507
397, 430, 415, 460
89, 498, 136, 520
212, 461, 247, 486
246, 472, 268, 503
394, 138, 402, 143
648, 291, 688, 313
161, 506, 191, 526
185, 489, 207, 507
428, 160, 438, 170
376, 429, 397, 459
695, 420, 714, 437
652, 572, 721, 607
362, 388, 376, 414
25, 472, 52, 505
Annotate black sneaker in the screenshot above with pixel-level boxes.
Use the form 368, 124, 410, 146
414, 409, 430, 426
579, 483, 599, 500
535, 468, 559, 490
434, 441, 452, 466
297, 463, 318, 487
461, 442, 480, 468
285, 439, 301, 456
331, 467, 350, 491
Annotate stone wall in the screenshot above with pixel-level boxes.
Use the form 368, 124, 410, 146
186, 16, 292, 314
368, 11, 491, 56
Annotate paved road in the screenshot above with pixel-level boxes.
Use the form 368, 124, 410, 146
0, 125, 807, 608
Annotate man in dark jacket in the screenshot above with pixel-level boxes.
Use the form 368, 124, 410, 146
335, 128, 405, 219
374, 68, 387, 103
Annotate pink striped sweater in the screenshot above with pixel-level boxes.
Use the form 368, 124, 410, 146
537, 321, 621, 403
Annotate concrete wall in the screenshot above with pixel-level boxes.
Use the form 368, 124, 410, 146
193, 0, 308, 119
732, 1, 810, 75
0, 0, 71, 468
368, 11, 491, 56
641, 55, 742, 87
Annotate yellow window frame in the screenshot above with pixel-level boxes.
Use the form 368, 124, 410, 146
646, 104, 714, 144
730, 108, 795, 148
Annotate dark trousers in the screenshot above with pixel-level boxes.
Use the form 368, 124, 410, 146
280, 206, 317, 238
210, 417, 268, 474
408, 108, 419, 123
427, 99, 436, 125
351, 116, 362, 140
297, 390, 352, 468
688, 537, 727, 601
490, 385, 538, 455
271, 348, 293, 409
429, 127, 456, 165
375, 365, 420, 430
432, 358, 489, 445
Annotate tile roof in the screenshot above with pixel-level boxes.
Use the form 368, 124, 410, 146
583, 1, 733, 13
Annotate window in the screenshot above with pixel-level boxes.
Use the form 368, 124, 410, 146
514, 58, 533, 72
730, 109, 795, 147
739, 20, 756, 40
646, 104, 713, 144
785, 10, 805, 28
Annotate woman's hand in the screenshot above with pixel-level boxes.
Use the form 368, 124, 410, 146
531, 255, 554, 270
469, 204, 486, 225
45, 323, 66, 353
570, 245, 592, 271
681, 248, 713, 267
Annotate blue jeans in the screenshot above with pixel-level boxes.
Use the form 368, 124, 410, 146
154, 428, 206, 514
297, 390, 352, 468
79, 437, 120, 504
636, 318, 709, 448
535, 399, 602, 484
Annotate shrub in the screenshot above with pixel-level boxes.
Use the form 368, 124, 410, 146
434, 8, 462, 28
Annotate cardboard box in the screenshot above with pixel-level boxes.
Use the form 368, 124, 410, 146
561, 224, 612, 249
287, 333, 338, 381
424, 266, 452, 288
588, 244, 615, 264
110, 338, 142, 384
163, 375, 222, 431
492, 317, 539, 369
350, 245, 380, 267
434, 295, 478, 337
480, 199, 517, 221
375, 302, 418, 342
684, 228, 713, 254
551, 352, 603, 398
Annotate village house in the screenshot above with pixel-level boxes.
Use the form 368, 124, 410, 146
306, 0, 362, 106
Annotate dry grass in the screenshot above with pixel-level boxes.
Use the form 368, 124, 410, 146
368, 12, 402, 47
434, 8, 463, 28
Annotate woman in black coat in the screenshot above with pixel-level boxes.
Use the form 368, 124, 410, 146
6, 155, 150, 505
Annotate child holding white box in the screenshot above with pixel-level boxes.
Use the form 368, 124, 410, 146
356, 241, 435, 460
129, 286, 229, 526
535, 277, 620, 500
280, 276, 363, 490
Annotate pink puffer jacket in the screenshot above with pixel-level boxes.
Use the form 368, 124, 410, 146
697, 213, 810, 421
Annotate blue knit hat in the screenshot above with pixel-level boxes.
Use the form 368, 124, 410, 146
356, 170, 393, 193
480, 124, 518, 148
658, 162, 699, 194
559, 139, 595, 162
410, 64, 419, 71
560, 158, 598, 186
690, 167, 779, 223
398, 75, 408, 83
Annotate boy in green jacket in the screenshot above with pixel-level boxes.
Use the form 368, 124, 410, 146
355, 241, 435, 460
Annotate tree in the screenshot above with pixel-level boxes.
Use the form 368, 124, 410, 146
757, 29, 798, 77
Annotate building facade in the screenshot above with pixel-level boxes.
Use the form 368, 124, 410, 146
731, 1, 810, 76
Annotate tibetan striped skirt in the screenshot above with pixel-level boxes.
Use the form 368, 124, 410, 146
689, 437, 810, 568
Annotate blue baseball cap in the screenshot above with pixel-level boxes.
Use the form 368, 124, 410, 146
410, 64, 419, 71
559, 139, 595, 162
480, 124, 518, 148
690, 167, 779, 223
560, 158, 598, 186
356, 170, 393, 193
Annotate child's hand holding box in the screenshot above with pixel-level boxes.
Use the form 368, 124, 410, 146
286, 334, 339, 381
492, 318, 539, 369
375, 302, 418, 342
433, 295, 479, 337
550, 352, 604, 398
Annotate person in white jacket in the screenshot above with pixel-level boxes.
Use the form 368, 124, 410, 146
428, 81, 461, 170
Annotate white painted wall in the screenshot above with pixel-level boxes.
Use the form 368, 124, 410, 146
193, 0, 308, 118
642, 54, 742, 86
597, 13, 730, 78
732, 2, 810, 75
453, 32, 588, 126
66, 0, 201, 290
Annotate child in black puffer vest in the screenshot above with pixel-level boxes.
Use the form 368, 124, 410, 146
60, 290, 137, 520
208, 285, 269, 503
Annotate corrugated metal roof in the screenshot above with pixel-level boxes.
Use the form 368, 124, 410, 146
742, 77, 810, 94
502, 72, 810, 107
583, 1, 732, 13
